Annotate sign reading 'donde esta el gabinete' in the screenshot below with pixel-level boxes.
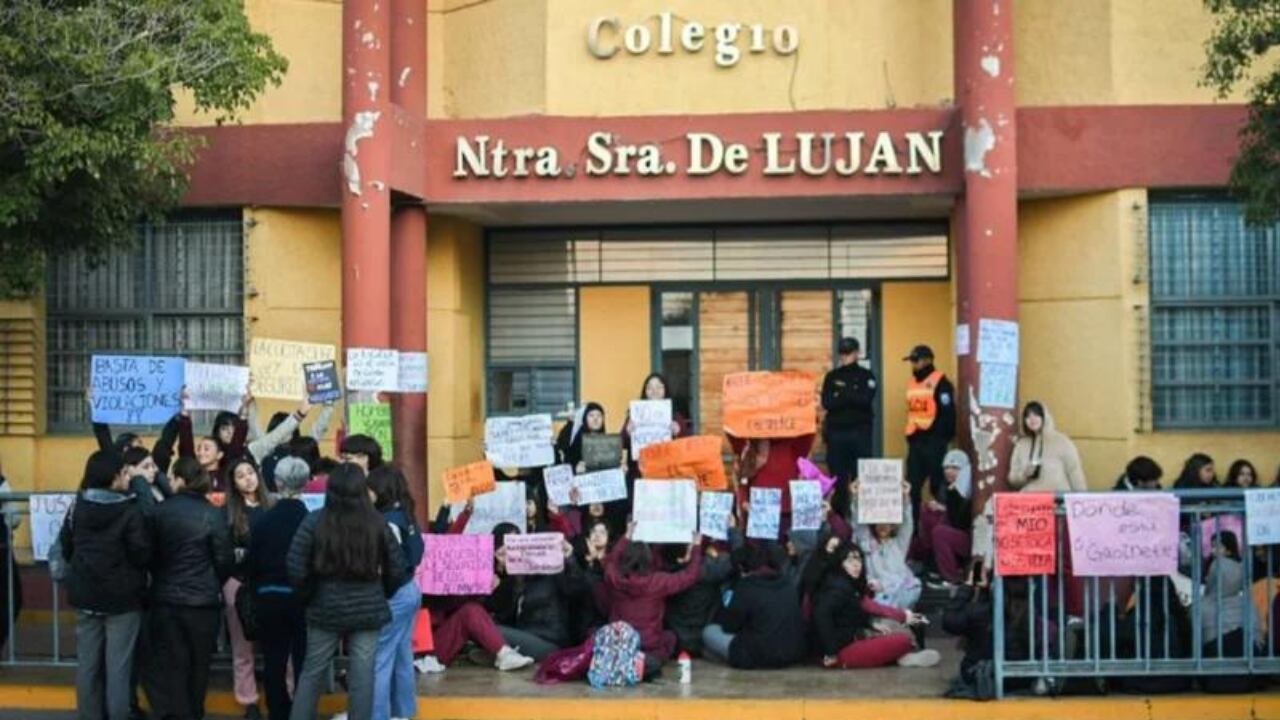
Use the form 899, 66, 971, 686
453, 130, 945, 180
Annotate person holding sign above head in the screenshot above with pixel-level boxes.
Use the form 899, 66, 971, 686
88, 387, 183, 475
176, 388, 250, 492
822, 337, 878, 482
556, 402, 607, 473
845, 479, 921, 611
902, 344, 955, 529
811, 541, 937, 669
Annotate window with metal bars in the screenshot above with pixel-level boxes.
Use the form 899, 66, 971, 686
46, 210, 246, 431
1149, 199, 1278, 429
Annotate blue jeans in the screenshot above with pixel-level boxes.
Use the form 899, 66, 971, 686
372, 581, 419, 720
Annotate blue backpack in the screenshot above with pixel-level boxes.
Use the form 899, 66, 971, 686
587, 621, 644, 689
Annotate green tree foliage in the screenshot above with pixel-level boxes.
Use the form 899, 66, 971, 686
0, 0, 287, 296
1204, 0, 1280, 225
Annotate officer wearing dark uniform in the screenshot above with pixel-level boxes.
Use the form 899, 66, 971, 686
821, 337, 877, 481
903, 344, 955, 527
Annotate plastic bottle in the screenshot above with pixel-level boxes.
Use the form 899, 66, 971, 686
678, 651, 692, 684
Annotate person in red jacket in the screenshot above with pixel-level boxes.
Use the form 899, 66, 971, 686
603, 524, 702, 676
728, 434, 815, 528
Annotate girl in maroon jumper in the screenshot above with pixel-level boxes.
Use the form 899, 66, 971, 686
603, 523, 702, 672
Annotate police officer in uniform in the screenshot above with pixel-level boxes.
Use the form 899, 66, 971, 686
903, 344, 955, 527
821, 337, 877, 481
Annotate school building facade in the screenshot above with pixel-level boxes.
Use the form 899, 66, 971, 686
0, 0, 1278, 510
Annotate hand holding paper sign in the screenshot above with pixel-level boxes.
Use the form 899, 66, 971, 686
443, 460, 497, 505
722, 371, 817, 439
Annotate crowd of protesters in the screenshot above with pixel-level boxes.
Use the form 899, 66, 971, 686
0, 342, 1275, 720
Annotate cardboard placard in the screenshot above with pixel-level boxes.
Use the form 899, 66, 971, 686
417, 534, 494, 595
442, 460, 497, 505
504, 532, 566, 575
856, 459, 904, 525
638, 435, 727, 491
633, 479, 697, 544
994, 493, 1057, 576
1065, 493, 1180, 577
699, 491, 734, 541
484, 415, 555, 469
789, 480, 824, 531
250, 338, 336, 401
746, 487, 782, 540
303, 360, 342, 404
629, 400, 673, 454
90, 355, 185, 424
582, 434, 623, 472
348, 403, 394, 458
722, 371, 816, 439
346, 347, 400, 392
184, 362, 249, 412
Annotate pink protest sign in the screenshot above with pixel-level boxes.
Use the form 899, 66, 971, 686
1065, 493, 1180, 577
416, 533, 494, 595
1199, 515, 1244, 558
503, 532, 566, 575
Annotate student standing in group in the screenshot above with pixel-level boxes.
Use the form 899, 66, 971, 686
245, 457, 312, 720
556, 402, 607, 473
62, 450, 152, 720
368, 465, 425, 720
621, 373, 693, 473
287, 463, 407, 720
902, 344, 955, 528
821, 337, 878, 482
145, 457, 235, 720
223, 457, 274, 719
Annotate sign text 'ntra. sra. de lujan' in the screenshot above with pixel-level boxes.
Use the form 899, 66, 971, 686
453, 130, 944, 180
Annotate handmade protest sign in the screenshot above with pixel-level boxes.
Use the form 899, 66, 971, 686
484, 415, 554, 469
977, 318, 1019, 365
979, 362, 1017, 410
417, 534, 494, 595
633, 479, 697, 544
722, 371, 816, 439
442, 460, 496, 505
504, 532, 566, 575
747, 487, 782, 540
250, 338, 336, 400
30, 494, 75, 562
629, 400, 673, 454
303, 360, 342, 403
346, 348, 400, 392
464, 481, 526, 535
397, 352, 429, 393
582, 434, 623, 471
994, 493, 1057, 576
90, 355, 185, 424
1246, 489, 1280, 546
699, 491, 734, 541
1065, 493, 1180, 576
639, 435, 728, 491
184, 362, 249, 412
571, 469, 628, 505
543, 465, 574, 507
1199, 515, 1245, 557
789, 480, 824, 531
856, 459, 904, 525
348, 403, 394, 458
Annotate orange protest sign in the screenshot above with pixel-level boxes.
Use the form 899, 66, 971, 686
639, 435, 728, 492
994, 493, 1057, 576
722, 371, 817, 439
443, 460, 497, 505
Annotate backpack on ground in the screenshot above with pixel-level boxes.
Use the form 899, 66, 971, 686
587, 621, 644, 689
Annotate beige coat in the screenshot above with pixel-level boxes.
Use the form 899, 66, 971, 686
1007, 404, 1087, 493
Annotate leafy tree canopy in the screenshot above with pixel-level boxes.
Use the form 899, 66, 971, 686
0, 0, 287, 296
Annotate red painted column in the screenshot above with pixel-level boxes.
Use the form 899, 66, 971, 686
954, 0, 1018, 509
341, 0, 392, 350
391, 0, 429, 524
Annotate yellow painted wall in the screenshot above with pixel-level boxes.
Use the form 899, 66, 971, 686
425, 214, 486, 513
879, 281, 955, 459
577, 286, 652, 436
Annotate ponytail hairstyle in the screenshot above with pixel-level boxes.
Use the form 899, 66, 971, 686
313, 463, 384, 581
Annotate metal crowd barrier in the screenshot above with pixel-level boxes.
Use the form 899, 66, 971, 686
994, 488, 1280, 697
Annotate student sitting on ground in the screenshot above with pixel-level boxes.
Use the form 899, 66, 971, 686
485, 523, 588, 662
914, 450, 973, 589
701, 542, 807, 669
843, 480, 921, 610
663, 528, 737, 658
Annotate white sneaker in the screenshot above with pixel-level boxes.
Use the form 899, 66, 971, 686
896, 648, 941, 668
330, 713, 349, 720
414, 655, 447, 674
494, 645, 535, 671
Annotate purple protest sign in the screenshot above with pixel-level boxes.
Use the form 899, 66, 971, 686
1065, 493, 1180, 577
416, 534, 494, 595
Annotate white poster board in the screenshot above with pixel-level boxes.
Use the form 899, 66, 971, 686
633, 480, 697, 544
746, 487, 782, 540
346, 347, 400, 392
184, 362, 250, 412
484, 415, 555, 469
397, 352, 429, 393
699, 491, 734, 541
460, 481, 527, 536
629, 400, 673, 454
857, 459, 904, 525
31, 494, 75, 563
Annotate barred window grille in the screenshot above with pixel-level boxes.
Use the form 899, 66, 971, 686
486, 287, 576, 417
1149, 200, 1278, 429
46, 211, 246, 431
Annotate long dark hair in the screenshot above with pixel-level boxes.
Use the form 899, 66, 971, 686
1214, 530, 1242, 561
525, 478, 549, 532
289, 435, 323, 475
212, 411, 239, 447
639, 372, 668, 399
825, 540, 869, 597
81, 450, 124, 491
225, 456, 274, 543
313, 463, 384, 581
618, 540, 653, 577
368, 464, 418, 523
1175, 453, 1216, 489
172, 457, 211, 496
1225, 459, 1258, 488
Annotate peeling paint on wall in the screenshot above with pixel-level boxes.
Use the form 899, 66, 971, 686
343, 110, 381, 196
964, 118, 995, 178
368, 80, 380, 102
969, 386, 1002, 479
980, 55, 1000, 78
398, 67, 412, 88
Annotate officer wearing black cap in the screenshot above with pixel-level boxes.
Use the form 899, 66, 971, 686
903, 344, 955, 527
821, 337, 877, 481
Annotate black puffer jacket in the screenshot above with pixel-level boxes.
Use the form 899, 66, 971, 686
61, 488, 151, 614
148, 492, 234, 608
489, 557, 589, 647
667, 550, 734, 656
714, 571, 807, 669
286, 510, 407, 631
